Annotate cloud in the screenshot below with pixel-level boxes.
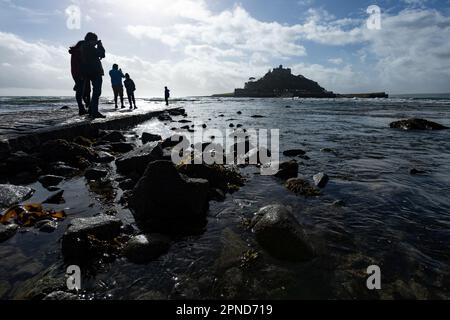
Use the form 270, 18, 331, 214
328, 58, 344, 65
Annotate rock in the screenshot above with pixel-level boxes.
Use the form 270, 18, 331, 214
0, 184, 34, 209
61, 214, 122, 261
237, 111, 242, 115
129, 161, 209, 234
236, 124, 242, 128
0, 140, 11, 160
60, 106, 70, 110
109, 142, 135, 153
285, 178, 320, 196
41, 139, 96, 163
85, 168, 108, 180
39, 221, 58, 233
390, 118, 448, 131
229, 123, 235, 128
116, 143, 163, 175
101, 131, 126, 143
122, 234, 170, 263
410, 168, 426, 175
94, 151, 115, 163
178, 163, 244, 193
178, 119, 191, 123
38, 175, 64, 188
202, 124, 207, 129
48, 163, 78, 177
118, 179, 135, 190
283, 149, 306, 157
161, 134, 189, 149
0, 224, 19, 242
168, 108, 186, 116
274, 160, 298, 180
313, 172, 329, 188
158, 114, 173, 122
209, 188, 226, 202
5, 151, 40, 173
252, 204, 314, 261
141, 132, 162, 144
180, 125, 190, 130
332, 200, 345, 207
43, 190, 65, 204
43, 291, 78, 300
251, 115, 265, 118
73, 136, 93, 147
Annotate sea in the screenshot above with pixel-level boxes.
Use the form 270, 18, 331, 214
0, 94, 450, 299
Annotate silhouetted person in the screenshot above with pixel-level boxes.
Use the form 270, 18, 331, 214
69, 41, 91, 115
124, 73, 137, 110
80, 32, 106, 118
165, 86, 170, 106
109, 64, 125, 109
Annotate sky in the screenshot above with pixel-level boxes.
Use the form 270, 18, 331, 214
0, 0, 449, 97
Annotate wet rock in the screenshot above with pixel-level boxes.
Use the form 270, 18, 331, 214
48, 162, 78, 177
251, 115, 265, 118
410, 168, 426, 175
0, 140, 11, 160
202, 124, 207, 129
219, 114, 224, 117
237, 111, 242, 115
209, 188, 226, 201
101, 131, 126, 143
158, 114, 173, 122
73, 136, 93, 147
161, 134, 189, 149
0, 224, 19, 242
141, 132, 162, 144
116, 142, 163, 175
43, 291, 78, 300
390, 118, 448, 131
285, 178, 320, 196
122, 234, 170, 263
229, 123, 235, 128
283, 149, 306, 157
109, 142, 135, 153
39, 221, 58, 233
274, 160, 298, 180
43, 190, 65, 204
5, 151, 40, 173
180, 125, 190, 130
118, 179, 135, 190
332, 200, 346, 207
38, 175, 64, 188
168, 108, 186, 116
94, 151, 115, 163
0, 184, 34, 209
85, 168, 108, 180
41, 139, 96, 163
252, 204, 314, 261
313, 172, 329, 188
61, 214, 122, 261
129, 161, 209, 234
178, 119, 191, 123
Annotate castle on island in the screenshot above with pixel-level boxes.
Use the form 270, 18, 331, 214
214, 65, 388, 99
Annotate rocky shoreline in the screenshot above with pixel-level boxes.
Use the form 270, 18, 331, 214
0, 109, 448, 299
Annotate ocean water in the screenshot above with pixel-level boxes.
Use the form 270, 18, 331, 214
1, 95, 450, 299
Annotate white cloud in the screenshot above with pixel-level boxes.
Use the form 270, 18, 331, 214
328, 58, 344, 65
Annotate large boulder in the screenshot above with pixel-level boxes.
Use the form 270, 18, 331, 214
115, 142, 163, 175
390, 118, 448, 131
274, 160, 298, 180
5, 152, 40, 173
40, 139, 96, 164
94, 151, 115, 163
129, 161, 209, 234
0, 184, 34, 209
141, 133, 162, 144
122, 234, 170, 263
313, 172, 329, 188
38, 175, 64, 188
252, 204, 314, 261
61, 214, 122, 261
109, 142, 135, 153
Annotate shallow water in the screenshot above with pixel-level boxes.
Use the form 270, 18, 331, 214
1, 96, 450, 299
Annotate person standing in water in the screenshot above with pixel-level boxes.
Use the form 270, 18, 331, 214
164, 86, 170, 106
124, 73, 137, 110
80, 32, 106, 118
109, 64, 125, 109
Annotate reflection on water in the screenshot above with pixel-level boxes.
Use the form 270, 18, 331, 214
1, 96, 450, 299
